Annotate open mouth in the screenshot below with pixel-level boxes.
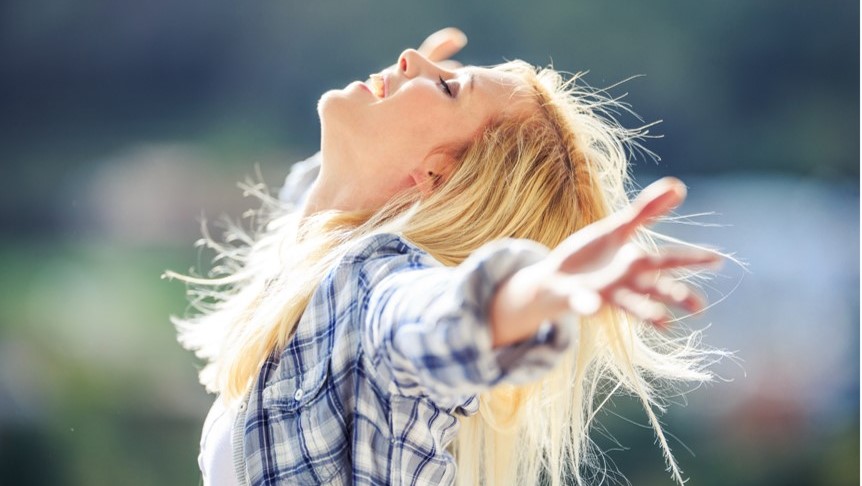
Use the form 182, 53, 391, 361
368, 73, 385, 99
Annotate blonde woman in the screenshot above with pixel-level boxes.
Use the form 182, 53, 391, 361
172, 28, 725, 486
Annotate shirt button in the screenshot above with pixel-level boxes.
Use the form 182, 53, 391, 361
294, 388, 304, 401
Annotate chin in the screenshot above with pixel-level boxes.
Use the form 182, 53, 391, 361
317, 89, 339, 118
318, 94, 367, 141
318, 88, 357, 122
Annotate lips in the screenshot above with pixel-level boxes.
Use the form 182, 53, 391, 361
357, 82, 374, 96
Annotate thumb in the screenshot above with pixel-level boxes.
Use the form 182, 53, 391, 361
619, 177, 687, 238
419, 27, 468, 61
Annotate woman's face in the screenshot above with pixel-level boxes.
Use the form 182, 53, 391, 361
317, 50, 534, 210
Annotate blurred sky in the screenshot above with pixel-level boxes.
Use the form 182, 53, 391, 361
0, 1, 858, 485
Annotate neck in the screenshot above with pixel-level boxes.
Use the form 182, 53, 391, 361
301, 177, 341, 218
301, 134, 361, 218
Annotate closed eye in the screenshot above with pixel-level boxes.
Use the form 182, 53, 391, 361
438, 76, 456, 98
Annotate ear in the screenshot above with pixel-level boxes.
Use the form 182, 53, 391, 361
409, 151, 456, 196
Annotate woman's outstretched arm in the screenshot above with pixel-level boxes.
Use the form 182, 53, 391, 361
361, 178, 720, 407
491, 177, 722, 347
361, 235, 573, 407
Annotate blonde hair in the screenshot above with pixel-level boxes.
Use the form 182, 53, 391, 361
169, 61, 723, 486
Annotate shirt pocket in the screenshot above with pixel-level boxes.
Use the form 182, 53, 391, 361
262, 359, 350, 484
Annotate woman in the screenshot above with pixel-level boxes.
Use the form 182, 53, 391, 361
171, 28, 725, 486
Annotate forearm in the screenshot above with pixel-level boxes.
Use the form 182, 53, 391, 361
364, 237, 574, 403
489, 263, 570, 348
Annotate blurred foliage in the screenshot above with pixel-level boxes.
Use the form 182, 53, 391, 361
0, 241, 210, 485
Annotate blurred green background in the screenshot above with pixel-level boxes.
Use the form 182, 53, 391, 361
0, 1, 858, 485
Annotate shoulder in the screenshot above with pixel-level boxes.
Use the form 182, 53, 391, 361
335, 233, 443, 292
343, 233, 423, 259
343, 233, 437, 268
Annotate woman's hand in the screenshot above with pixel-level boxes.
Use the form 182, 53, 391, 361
417, 27, 468, 68
490, 177, 722, 347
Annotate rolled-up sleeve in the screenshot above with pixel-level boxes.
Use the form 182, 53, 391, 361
360, 237, 577, 407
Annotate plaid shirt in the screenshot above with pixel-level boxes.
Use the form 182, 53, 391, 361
232, 233, 577, 485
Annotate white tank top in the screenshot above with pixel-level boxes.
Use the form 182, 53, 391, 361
198, 396, 241, 486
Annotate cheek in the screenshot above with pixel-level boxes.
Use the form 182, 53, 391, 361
374, 110, 436, 153
392, 87, 448, 126
389, 103, 460, 148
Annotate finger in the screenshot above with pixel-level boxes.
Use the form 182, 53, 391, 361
418, 27, 468, 61
557, 177, 688, 263
436, 60, 463, 70
630, 248, 724, 273
556, 236, 641, 278
610, 288, 668, 325
614, 177, 687, 239
568, 286, 603, 316
631, 275, 706, 313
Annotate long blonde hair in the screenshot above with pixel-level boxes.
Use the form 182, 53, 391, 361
169, 60, 723, 486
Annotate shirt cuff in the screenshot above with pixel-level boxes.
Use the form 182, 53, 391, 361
454, 238, 577, 387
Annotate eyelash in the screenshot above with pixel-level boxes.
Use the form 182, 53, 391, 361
438, 75, 455, 98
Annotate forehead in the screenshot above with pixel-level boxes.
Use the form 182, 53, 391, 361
466, 66, 536, 118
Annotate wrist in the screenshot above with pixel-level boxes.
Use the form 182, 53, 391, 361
490, 263, 555, 348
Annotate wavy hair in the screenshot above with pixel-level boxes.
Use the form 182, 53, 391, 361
169, 60, 724, 486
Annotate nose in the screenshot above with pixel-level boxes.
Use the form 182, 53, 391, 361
398, 48, 440, 79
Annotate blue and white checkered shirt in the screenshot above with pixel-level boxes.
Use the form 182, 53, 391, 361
232, 232, 578, 485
